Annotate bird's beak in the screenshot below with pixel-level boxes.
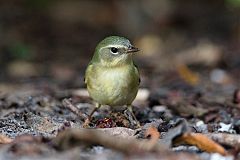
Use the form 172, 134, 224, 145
127, 46, 140, 53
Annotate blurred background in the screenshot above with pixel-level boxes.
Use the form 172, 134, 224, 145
0, 0, 239, 91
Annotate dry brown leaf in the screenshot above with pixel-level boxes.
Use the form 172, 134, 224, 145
145, 126, 160, 140
144, 126, 160, 151
0, 134, 13, 144
177, 64, 199, 85
175, 133, 227, 156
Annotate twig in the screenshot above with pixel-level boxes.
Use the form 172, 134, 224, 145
206, 133, 240, 148
52, 128, 168, 154
62, 98, 87, 119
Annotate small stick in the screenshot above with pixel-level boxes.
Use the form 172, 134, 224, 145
53, 128, 168, 154
62, 98, 87, 119
206, 133, 240, 148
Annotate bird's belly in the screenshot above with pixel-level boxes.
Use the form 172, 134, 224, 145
88, 68, 138, 106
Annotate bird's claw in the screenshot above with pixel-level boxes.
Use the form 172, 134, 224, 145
124, 109, 141, 129
82, 118, 91, 128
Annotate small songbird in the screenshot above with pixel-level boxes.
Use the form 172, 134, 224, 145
84, 36, 140, 126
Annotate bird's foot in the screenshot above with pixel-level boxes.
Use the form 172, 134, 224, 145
82, 118, 91, 128
82, 105, 100, 128
124, 109, 141, 129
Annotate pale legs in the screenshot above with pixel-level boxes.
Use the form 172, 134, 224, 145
83, 104, 140, 128
83, 103, 101, 127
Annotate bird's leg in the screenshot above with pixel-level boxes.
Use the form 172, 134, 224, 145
88, 103, 100, 118
83, 103, 101, 127
126, 105, 141, 128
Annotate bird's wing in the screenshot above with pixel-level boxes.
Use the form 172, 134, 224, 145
133, 63, 141, 84
84, 62, 93, 84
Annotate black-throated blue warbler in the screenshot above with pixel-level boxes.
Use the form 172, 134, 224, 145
84, 36, 140, 126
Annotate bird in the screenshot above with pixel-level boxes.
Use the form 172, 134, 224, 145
84, 36, 140, 126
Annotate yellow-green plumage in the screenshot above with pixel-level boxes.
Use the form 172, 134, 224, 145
85, 62, 139, 106
85, 36, 140, 108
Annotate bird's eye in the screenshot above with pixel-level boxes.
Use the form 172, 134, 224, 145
110, 47, 118, 54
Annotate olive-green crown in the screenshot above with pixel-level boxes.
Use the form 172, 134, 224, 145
95, 36, 131, 50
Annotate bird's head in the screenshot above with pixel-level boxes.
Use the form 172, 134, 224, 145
92, 36, 139, 67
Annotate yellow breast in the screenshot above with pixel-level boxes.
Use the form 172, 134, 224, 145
85, 64, 139, 106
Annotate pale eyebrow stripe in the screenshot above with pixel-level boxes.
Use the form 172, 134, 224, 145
102, 45, 127, 49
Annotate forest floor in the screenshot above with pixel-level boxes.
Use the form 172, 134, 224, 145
0, 59, 240, 160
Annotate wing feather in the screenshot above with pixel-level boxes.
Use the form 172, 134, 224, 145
84, 62, 93, 84
133, 63, 141, 84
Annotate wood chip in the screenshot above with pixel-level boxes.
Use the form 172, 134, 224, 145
0, 134, 13, 144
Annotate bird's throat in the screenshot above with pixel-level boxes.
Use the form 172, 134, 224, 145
100, 55, 133, 68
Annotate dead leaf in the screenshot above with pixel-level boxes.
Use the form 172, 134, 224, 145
143, 126, 161, 151
177, 64, 199, 86
0, 134, 13, 144
175, 133, 227, 156
96, 117, 116, 128
161, 119, 227, 156
145, 126, 160, 139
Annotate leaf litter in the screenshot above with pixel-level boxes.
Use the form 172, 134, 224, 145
0, 64, 240, 160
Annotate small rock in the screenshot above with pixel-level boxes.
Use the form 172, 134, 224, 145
195, 120, 208, 133
210, 153, 233, 160
210, 69, 232, 84
218, 122, 235, 133
152, 105, 167, 113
